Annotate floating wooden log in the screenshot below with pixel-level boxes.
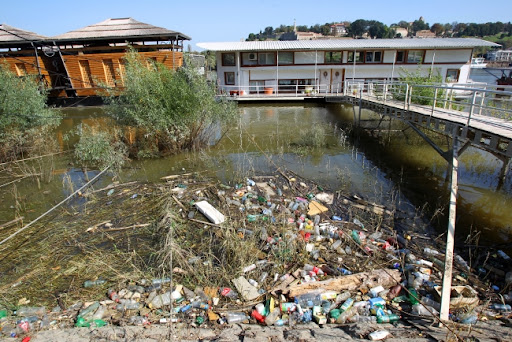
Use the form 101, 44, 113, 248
285, 268, 401, 298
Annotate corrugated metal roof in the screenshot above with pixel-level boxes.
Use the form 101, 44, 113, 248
197, 38, 499, 51
0, 24, 47, 44
53, 18, 191, 41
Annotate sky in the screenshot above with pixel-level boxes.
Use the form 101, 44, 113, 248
2, 0, 511, 51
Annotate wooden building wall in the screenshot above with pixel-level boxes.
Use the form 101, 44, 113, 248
62, 51, 184, 97
1, 54, 51, 86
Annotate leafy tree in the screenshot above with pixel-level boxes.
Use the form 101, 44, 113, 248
263, 26, 274, 36
392, 66, 445, 106
398, 20, 410, 30
430, 23, 444, 36
246, 33, 257, 41
368, 21, 388, 38
296, 25, 308, 32
0, 63, 60, 161
104, 49, 237, 156
349, 19, 369, 37
412, 19, 429, 34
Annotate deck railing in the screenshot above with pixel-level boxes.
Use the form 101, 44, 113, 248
218, 81, 512, 128
345, 80, 512, 127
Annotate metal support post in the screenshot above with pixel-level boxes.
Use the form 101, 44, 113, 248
431, 88, 438, 117
467, 91, 477, 127
439, 132, 459, 323
404, 84, 409, 110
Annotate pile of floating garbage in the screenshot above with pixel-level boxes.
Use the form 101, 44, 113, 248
1, 172, 511, 340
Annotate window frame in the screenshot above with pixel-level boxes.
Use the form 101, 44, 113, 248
222, 53, 236, 66
224, 71, 235, 85
278, 51, 294, 65
396, 50, 405, 63
347, 51, 364, 63
258, 52, 276, 66
365, 51, 383, 63
446, 69, 460, 83
324, 51, 342, 64
407, 50, 424, 64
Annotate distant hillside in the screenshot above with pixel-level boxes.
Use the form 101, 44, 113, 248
247, 19, 512, 42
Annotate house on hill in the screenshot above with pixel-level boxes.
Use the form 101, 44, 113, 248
0, 18, 190, 98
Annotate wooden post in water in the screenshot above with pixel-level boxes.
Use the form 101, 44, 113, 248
439, 132, 459, 323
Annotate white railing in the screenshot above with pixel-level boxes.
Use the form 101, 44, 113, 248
217, 81, 512, 127
343, 80, 512, 127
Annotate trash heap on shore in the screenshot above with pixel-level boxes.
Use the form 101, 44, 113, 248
1, 172, 512, 340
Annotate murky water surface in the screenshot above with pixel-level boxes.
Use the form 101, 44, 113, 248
1, 102, 511, 249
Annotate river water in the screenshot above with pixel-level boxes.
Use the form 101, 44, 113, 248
1, 102, 511, 251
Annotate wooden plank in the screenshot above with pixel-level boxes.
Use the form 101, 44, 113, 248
286, 268, 401, 298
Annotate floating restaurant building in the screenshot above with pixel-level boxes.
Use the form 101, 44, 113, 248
0, 18, 190, 98
197, 39, 499, 95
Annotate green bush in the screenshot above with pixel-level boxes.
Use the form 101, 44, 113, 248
0, 63, 60, 161
392, 66, 445, 106
73, 125, 128, 171
104, 49, 237, 156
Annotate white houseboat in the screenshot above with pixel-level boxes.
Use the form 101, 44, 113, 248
198, 38, 498, 95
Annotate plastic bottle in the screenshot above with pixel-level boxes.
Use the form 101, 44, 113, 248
149, 292, 171, 309
264, 308, 280, 326
423, 248, 441, 256
339, 298, 354, 312
348, 315, 377, 323
454, 255, 470, 271
151, 278, 171, 285
116, 300, 140, 311
421, 297, 441, 311
369, 330, 390, 341
294, 293, 322, 308
407, 288, 420, 305
16, 307, 46, 317
83, 279, 106, 288
92, 305, 106, 320
220, 287, 238, 299
78, 302, 99, 318
377, 314, 399, 323
226, 312, 248, 324
303, 264, 324, 276
411, 304, 437, 316
107, 289, 120, 302
369, 286, 385, 298
243, 264, 257, 273
490, 303, 512, 311
497, 250, 511, 261
335, 306, 356, 323
351, 230, 361, 244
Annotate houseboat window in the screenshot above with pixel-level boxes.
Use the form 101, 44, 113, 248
396, 50, 405, 63
103, 59, 117, 87
242, 52, 258, 66
222, 53, 236, 66
325, 51, 342, 64
278, 51, 294, 64
225, 72, 235, 85
365, 51, 382, 63
249, 80, 265, 93
347, 51, 364, 63
15, 63, 27, 76
258, 52, 276, 65
78, 60, 94, 88
446, 69, 459, 82
407, 50, 424, 63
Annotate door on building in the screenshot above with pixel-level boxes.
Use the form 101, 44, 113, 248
319, 69, 345, 93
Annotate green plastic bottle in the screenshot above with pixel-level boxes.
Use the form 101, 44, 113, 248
377, 314, 399, 323
0, 309, 7, 319
407, 288, 420, 305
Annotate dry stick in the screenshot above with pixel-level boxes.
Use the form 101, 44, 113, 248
0, 150, 70, 167
0, 216, 24, 230
171, 195, 188, 212
0, 165, 111, 249
0, 175, 30, 189
101, 223, 151, 232
90, 181, 138, 194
